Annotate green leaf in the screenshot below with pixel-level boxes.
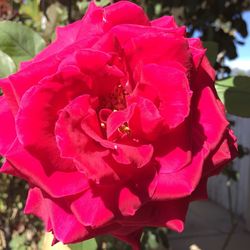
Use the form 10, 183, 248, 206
0, 21, 46, 67
95, 0, 111, 7
77, 1, 89, 14
69, 238, 98, 250
147, 232, 160, 249
42, 3, 68, 41
0, 50, 16, 78
215, 76, 250, 117
203, 41, 219, 66
19, 0, 42, 28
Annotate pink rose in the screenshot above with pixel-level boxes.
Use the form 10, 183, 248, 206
0, 1, 237, 249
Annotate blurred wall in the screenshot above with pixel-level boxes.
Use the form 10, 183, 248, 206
208, 115, 250, 231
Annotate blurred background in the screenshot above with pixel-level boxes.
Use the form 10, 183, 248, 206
0, 0, 250, 250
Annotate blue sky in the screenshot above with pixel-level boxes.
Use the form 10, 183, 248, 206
227, 11, 250, 70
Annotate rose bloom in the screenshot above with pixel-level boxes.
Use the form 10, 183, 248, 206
0, 1, 237, 249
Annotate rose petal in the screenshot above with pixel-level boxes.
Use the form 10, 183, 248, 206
151, 16, 178, 29
118, 186, 142, 216
21, 2, 103, 68
152, 148, 207, 200
124, 32, 192, 77
55, 95, 119, 183
16, 67, 89, 172
0, 78, 19, 114
117, 198, 189, 232
127, 96, 164, 141
24, 187, 52, 231
154, 122, 192, 174
138, 64, 192, 128
2, 139, 88, 197
25, 188, 120, 244
103, 1, 149, 29
71, 188, 114, 228
193, 84, 229, 150
47, 197, 90, 244
113, 229, 143, 250
0, 97, 16, 155
106, 104, 136, 140
204, 128, 238, 177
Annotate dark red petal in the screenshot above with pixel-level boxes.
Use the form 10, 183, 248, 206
7, 54, 60, 105
124, 32, 192, 77
2, 139, 88, 197
190, 177, 208, 201
24, 187, 52, 231
75, 49, 124, 97
112, 143, 153, 169
71, 188, 114, 228
106, 104, 136, 140
47, 198, 90, 244
204, 128, 238, 177
55, 95, 119, 183
117, 198, 189, 232
127, 96, 164, 141
138, 64, 192, 128
188, 38, 206, 70
154, 122, 192, 174
193, 83, 229, 151
0, 97, 16, 155
113, 229, 143, 250
0, 79, 19, 114
16, 67, 88, 172
118, 186, 142, 216
152, 148, 207, 200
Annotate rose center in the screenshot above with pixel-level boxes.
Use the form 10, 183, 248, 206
97, 84, 129, 136
99, 84, 127, 111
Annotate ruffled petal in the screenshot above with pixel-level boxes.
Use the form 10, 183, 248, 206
103, 1, 149, 30
151, 16, 178, 29
24, 187, 52, 231
71, 188, 114, 228
75, 49, 124, 97
117, 198, 189, 232
152, 148, 207, 200
204, 128, 238, 176
193, 83, 229, 150
47, 198, 90, 244
16, 67, 89, 172
25, 188, 120, 244
55, 94, 119, 183
124, 32, 192, 78
0, 78, 19, 114
2, 139, 88, 197
154, 122, 192, 174
127, 96, 165, 141
137, 64, 192, 128
118, 186, 142, 216
188, 38, 206, 70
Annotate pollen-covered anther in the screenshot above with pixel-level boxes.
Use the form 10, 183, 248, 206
118, 122, 131, 135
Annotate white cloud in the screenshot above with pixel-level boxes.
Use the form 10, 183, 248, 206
228, 59, 250, 71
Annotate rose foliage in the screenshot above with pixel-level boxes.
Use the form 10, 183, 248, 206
0, 1, 238, 249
